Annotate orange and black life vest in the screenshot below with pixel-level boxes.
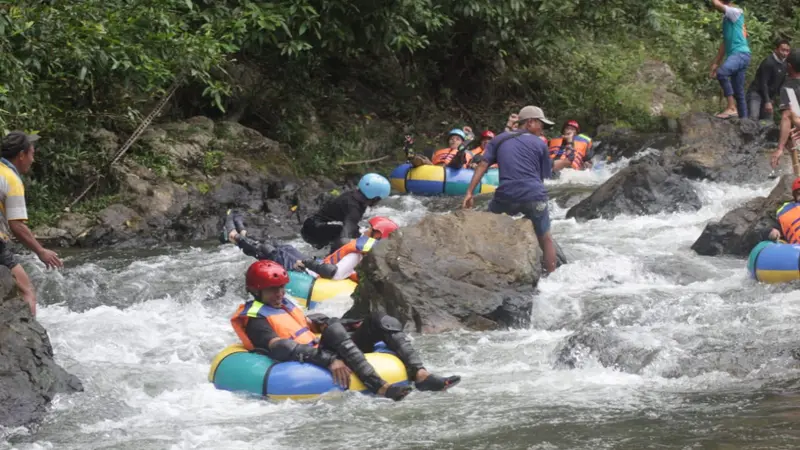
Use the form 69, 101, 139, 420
777, 202, 800, 244
322, 235, 376, 281
548, 134, 593, 170
230, 298, 317, 350
431, 148, 474, 167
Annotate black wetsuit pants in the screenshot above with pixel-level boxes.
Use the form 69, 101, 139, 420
318, 312, 424, 392
301, 216, 345, 252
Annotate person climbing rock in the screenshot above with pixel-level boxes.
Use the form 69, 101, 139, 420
708, 0, 751, 119
763, 177, 800, 244
301, 173, 391, 254
231, 260, 461, 401
224, 210, 399, 282
462, 106, 558, 274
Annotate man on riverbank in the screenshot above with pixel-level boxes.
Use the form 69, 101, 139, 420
461, 106, 558, 273
709, 0, 751, 119
770, 50, 800, 170
0, 132, 63, 316
746, 39, 790, 121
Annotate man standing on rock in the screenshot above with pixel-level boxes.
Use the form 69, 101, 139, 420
746, 39, 790, 121
771, 50, 800, 170
709, 0, 751, 119
462, 106, 558, 273
0, 132, 63, 316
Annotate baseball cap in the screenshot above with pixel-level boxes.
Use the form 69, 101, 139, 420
517, 106, 554, 126
1, 131, 40, 158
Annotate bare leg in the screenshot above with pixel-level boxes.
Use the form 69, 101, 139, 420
538, 232, 557, 274
11, 265, 36, 316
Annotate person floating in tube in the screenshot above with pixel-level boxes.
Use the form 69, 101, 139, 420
467, 130, 498, 169
764, 177, 800, 244
548, 120, 594, 173
407, 127, 476, 169
231, 260, 461, 401
300, 173, 391, 254
223, 210, 399, 282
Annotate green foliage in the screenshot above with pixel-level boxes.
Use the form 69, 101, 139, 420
5, 0, 800, 225
202, 150, 225, 174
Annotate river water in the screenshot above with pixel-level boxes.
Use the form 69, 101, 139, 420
3, 152, 800, 450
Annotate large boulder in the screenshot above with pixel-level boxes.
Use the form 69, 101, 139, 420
0, 266, 83, 427
566, 160, 702, 221
344, 210, 542, 333
662, 112, 773, 183
691, 175, 795, 257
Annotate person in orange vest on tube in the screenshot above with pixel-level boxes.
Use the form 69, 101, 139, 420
230, 260, 461, 401
765, 177, 800, 244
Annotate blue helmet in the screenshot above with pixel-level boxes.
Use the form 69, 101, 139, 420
448, 128, 466, 140
358, 173, 391, 200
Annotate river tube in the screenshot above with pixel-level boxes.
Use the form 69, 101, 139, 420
285, 270, 357, 310
209, 343, 409, 400
747, 241, 800, 284
389, 163, 499, 196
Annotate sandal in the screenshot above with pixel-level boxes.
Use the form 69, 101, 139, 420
715, 111, 737, 119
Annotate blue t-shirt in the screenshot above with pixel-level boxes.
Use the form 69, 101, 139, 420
483, 131, 551, 203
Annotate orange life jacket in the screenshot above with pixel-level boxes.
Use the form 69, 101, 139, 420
431, 148, 473, 167
322, 235, 376, 282
548, 135, 592, 170
777, 202, 800, 244
230, 298, 317, 350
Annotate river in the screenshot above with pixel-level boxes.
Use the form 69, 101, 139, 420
3, 151, 800, 450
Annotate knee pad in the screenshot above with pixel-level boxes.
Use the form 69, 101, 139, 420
377, 314, 404, 333
321, 320, 350, 347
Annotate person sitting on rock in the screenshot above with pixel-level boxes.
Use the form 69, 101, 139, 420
231, 260, 461, 401
764, 177, 800, 244
226, 211, 399, 282
301, 173, 391, 254
548, 120, 594, 173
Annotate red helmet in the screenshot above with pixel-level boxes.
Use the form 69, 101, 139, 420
246, 260, 289, 291
368, 216, 399, 239
564, 120, 580, 132
481, 130, 495, 139
793, 177, 800, 192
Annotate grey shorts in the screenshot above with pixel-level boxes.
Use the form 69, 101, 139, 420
0, 241, 19, 269
488, 198, 552, 237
